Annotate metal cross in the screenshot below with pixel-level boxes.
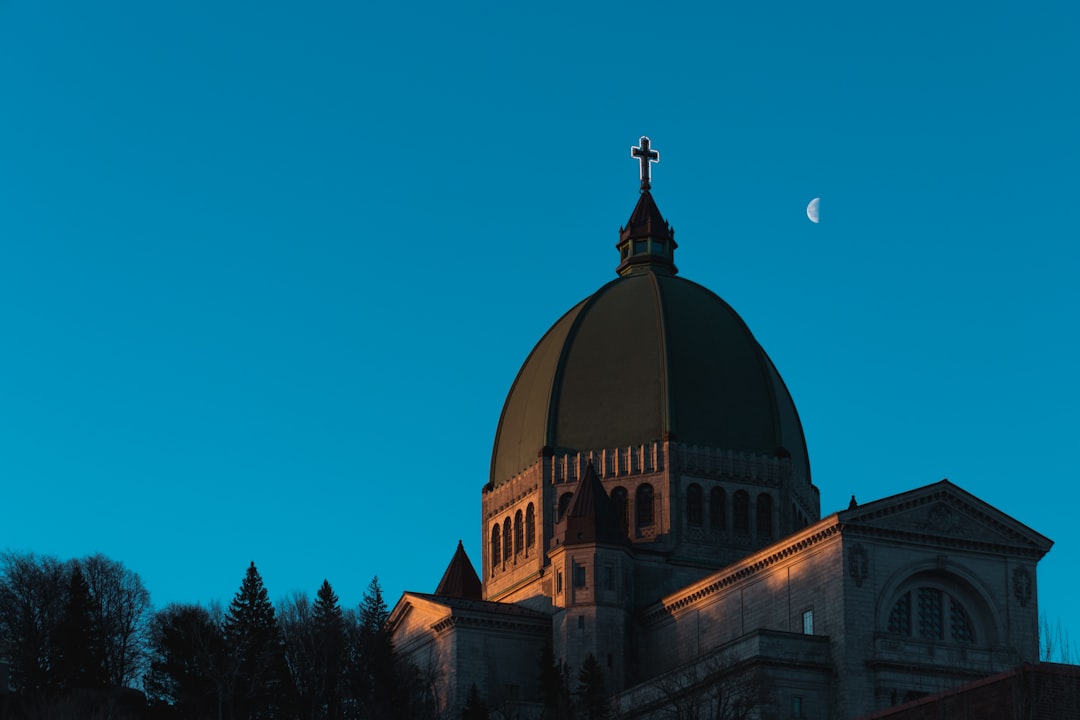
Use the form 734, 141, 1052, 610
631, 136, 660, 191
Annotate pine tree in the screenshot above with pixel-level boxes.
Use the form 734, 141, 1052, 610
53, 562, 104, 691
223, 561, 291, 719
313, 579, 346, 720
461, 682, 490, 720
353, 576, 404, 719
577, 654, 609, 720
538, 643, 575, 720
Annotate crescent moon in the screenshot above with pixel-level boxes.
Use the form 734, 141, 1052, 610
807, 197, 820, 224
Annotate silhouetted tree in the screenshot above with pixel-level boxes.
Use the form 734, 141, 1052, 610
313, 580, 346, 720
223, 561, 292, 719
53, 562, 104, 691
0, 551, 67, 700
350, 576, 405, 719
538, 643, 575, 720
81, 552, 152, 688
145, 603, 227, 719
577, 654, 608, 720
461, 682, 490, 720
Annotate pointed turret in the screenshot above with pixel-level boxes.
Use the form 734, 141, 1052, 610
555, 462, 626, 547
434, 540, 482, 600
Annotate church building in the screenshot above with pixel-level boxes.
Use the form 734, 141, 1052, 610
388, 138, 1053, 719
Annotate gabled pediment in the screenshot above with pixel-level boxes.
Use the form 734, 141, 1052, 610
838, 479, 1052, 556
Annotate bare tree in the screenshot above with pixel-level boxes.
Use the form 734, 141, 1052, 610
647, 653, 774, 720
80, 553, 152, 688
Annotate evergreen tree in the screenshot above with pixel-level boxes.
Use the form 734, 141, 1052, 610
461, 682, 490, 720
223, 561, 291, 719
145, 603, 226, 720
53, 562, 104, 691
352, 576, 405, 719
313, 579, 346, 720
576, 654, 608, 720
538, 643, 575, 720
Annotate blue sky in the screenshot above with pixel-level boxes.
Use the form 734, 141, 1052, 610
2, 1, 1077, 645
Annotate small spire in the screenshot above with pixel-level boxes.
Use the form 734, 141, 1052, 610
849, 495, 858, 509
434, 540, 482, 599
631, 136, 660, 192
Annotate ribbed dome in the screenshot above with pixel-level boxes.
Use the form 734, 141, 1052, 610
489, 268, 810, 489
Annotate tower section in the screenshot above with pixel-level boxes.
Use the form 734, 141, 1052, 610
482, 139, 820, 606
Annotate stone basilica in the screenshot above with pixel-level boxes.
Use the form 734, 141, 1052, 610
388, 139, 1054, 719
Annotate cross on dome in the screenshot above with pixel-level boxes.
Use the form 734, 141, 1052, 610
631, 136, 660, 191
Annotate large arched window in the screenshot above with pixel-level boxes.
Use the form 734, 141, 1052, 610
636, 484, 655, 529
888, 586, 976, 643
514, 510, 524, 557
490, 525, 501, 576
502, 518, 512, 569
756, 493, 773, 538
710, 488, 726, 530
525, 503, 536, 555
558, 493, 574, 522
733, 490, 750, 535
610, 487, 628, 534
687, 484, 704, 527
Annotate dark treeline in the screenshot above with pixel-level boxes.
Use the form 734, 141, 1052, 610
0, 552, 422, 720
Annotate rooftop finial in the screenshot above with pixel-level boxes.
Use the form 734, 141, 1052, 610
631, 136, 659, 192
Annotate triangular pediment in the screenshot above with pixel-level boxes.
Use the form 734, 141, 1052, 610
838, 479, 1052, 556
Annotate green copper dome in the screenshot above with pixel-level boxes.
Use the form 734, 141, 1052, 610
489, 192, 810, 488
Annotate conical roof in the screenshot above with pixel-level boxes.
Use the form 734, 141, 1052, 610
554, 462, 626, 547
434, 540, 482, 600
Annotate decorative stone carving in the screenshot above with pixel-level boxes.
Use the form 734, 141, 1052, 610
849, 543, 869, 587
922, 503, 969, 536
1013, 566, 1033, 608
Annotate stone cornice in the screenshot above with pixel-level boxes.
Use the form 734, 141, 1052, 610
430, 612, 550, 635
642, 518, 843, 624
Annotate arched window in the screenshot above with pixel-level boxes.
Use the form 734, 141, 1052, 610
558, 493, 574, 522
710, 488, 726, 530
490, 525, 501, 576
514, 510, 524, 556
733, 490, 750, 535
756, 493, 773, 538
888, 586, 976, 643
502, 518, 512, 569
687, 484, 703, 527
610, 487, 629, 534
636, 484, 654, 529
525, 503, 535, 555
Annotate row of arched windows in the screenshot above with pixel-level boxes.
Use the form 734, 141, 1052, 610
490, 503, 536, 577
685, 484, 774, 539
553, 484, 777, 540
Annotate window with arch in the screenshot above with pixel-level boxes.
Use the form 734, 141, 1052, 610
514, 510, 524, 556
733, 490, 750, 535
888, 585, 976, 643
490, 525, 501, 576
525, 503, 535, 554
502, 518, 512, 569
610, 487, 628, 534
558, 492, 574, 522
687, 484, 703, 527
636, 484, 654, 529
710, 488, 726, 530
756, 493, 773, 538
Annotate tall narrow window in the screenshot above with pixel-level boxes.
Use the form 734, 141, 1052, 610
733, 490, 750, 535
710, 488, 726, 530
558, 492, 574, 522
502, 518, 512, 569
756, 493, 773, 538
490, 525, 501, 576
636, 484, 654, 529
514, 510, 524, 556
525, 503, 536, 555
687, 484, 703, 527
611, 487, 629, 534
